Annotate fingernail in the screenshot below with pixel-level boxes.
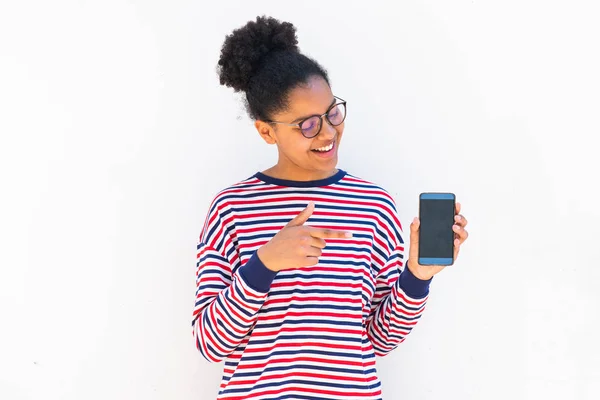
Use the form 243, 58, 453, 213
345, 232, 353, 238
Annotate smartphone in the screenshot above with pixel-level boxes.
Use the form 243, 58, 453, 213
418, 193, 456, 266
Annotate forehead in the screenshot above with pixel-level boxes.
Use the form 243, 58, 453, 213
283, 76, 334, 116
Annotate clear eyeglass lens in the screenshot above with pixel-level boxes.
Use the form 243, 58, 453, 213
327, 103, 346, 126
300, 116, 321, 137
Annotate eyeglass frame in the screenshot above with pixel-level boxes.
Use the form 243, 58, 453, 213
264, 96, 347, 138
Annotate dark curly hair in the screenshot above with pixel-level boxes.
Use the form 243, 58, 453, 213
217, 16, 330, 121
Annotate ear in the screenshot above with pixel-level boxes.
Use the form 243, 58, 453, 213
255, 120, 277, 145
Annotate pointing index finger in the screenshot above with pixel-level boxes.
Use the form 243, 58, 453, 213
308, 227, 353, 239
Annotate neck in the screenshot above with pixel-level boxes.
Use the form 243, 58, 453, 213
262, 164, 338, 182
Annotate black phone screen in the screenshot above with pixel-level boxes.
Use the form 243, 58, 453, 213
419, 194, 455, 263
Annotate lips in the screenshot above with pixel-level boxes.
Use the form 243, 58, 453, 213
311, 139, 336, 152
312, 143, 334, 152
310, 141, 337, 159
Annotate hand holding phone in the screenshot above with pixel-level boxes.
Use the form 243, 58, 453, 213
406, 193, 468, 280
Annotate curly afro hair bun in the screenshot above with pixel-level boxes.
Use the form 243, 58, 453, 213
218, 16, 299, 92
217, 16, 329, 121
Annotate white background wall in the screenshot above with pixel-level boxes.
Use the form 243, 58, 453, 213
1, 0, 599, 399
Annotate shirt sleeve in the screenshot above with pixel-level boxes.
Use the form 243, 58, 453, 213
191, 199, 277, 363
365, 198, 432, 356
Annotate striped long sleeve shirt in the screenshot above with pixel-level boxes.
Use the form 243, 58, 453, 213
192, 169, 431, 400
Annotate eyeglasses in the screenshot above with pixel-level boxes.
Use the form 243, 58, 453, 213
265, 96, 347, 138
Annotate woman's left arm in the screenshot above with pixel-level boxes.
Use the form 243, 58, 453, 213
365, 202, 469, 356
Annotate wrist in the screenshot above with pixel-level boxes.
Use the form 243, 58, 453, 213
407, 260, 433, 281
257, 245, 278, 272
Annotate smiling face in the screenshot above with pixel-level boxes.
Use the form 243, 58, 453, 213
255, 75, 345, 181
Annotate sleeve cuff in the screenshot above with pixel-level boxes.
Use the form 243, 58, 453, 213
237, 251, 277, 293
399, 264, 432, 299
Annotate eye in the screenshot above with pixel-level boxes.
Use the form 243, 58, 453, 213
301, 117, 318, 131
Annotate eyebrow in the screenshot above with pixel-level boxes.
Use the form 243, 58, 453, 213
290, 98, 337, 124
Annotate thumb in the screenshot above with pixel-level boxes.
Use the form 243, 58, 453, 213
409, 217, 420, 255
286, 201, 315, 227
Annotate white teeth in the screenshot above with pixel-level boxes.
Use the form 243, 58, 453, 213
314, 143, 334, 152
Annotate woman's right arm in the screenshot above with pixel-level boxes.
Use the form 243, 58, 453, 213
192, 202, 276, 363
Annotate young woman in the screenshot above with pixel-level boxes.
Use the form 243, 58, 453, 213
192, 16, 469, 400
